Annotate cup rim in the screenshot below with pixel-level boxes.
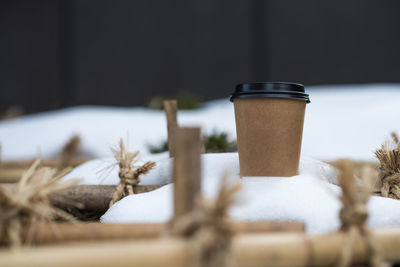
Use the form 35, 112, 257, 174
230, 82, 310, 103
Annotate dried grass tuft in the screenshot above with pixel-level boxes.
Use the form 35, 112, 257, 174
0, 160, 78, 248
59, 135, 81, 168
375, 132, 400, 199
109, 139, 156, 207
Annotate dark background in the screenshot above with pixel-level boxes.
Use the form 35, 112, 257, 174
1, 0, 400, 113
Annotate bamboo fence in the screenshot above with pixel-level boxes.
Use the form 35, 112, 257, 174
1, 228, 400, 266
1, 104, 399, 267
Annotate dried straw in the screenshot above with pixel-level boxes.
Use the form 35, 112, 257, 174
335, 159, 387, 267
109, 139, 156, 207
168, 172, 241, 267
0, 160, 78, 248
375, 132, 400, 199
59, 135, 81, 168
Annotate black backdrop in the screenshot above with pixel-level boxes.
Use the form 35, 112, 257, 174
1, 0, 400, 113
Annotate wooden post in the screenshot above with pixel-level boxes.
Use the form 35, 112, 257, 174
163, 100, 178, 158
173, 127, 202, 219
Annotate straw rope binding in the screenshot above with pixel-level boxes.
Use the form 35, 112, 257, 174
0, 160, 78, 248
168, 172, 241, 267
335, 159, 387, 267
109, 139, 156, 207
375, 132, 400, 199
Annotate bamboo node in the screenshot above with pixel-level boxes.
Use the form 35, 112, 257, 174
109, 139, 156, 207
168, 172, 241, 267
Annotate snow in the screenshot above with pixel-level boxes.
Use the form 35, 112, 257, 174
1, 83, 400, 161
100, 161, 400, 233
2, 83, 400, 233
62, 152, 337, 186
97, 153, 340, 232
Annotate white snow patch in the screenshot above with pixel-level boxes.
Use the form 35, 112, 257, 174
1, 84, 400, 161
101, 171, 400, 234
62, 152, 336, 186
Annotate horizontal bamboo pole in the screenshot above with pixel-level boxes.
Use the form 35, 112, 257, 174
0, 157, 91, 183
0, 168, 24, 183
1, 184, 162, 213
0, 157, 91, 169
1, 228, 399, 266
29, 221, 304, 245
34, 223, 165, 244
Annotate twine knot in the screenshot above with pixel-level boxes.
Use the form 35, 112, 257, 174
109, 139, 156, 207
168, 173, 241, 267
335, 159, 387, 267
339, 204, 368, 229
118, 168, 140, 186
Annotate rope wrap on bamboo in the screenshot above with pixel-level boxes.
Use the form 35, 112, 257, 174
168, 175, 241, 267
336, 160, 386, 267
0, 160, 78, 248
109, 139, 156, 207
375, 132, 400, 199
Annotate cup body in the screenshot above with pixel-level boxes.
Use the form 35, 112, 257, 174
231, 82, 309, 177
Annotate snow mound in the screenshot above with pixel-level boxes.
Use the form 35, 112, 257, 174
62, 152, 337, 186
101, 173, 400, 234
97, 152, 375, 234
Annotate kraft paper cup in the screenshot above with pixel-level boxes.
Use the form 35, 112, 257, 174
230, 82, 310, 177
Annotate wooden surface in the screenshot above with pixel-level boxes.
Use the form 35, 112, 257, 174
173, 127, 202, 218
1, 184, 162, 214
0, 157, 91, 183
0, 157, 91, 169
28, 221, 304, 245
163, 100, 178, 158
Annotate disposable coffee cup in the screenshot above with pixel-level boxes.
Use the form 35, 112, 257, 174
230, 82, 310, 177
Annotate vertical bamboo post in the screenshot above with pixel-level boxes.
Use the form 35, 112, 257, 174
173, 127, 202, 219
163, 100, 178, 158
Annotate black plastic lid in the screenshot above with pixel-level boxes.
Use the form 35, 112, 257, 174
230, 82, 310, 103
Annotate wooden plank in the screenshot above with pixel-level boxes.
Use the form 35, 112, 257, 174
163, 100, 178, 158
173, 127, 201, 218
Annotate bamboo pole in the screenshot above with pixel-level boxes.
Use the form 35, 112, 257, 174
25, 221, 304, 245
33, 223, 165, 244
0, 168, 25, 183
163, 100, 178, 158
1, 228, 400, 266
0, 157, 91, 183
0, 157, 91, 169
1, 184, 162, 213
173, 127, 202, 219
